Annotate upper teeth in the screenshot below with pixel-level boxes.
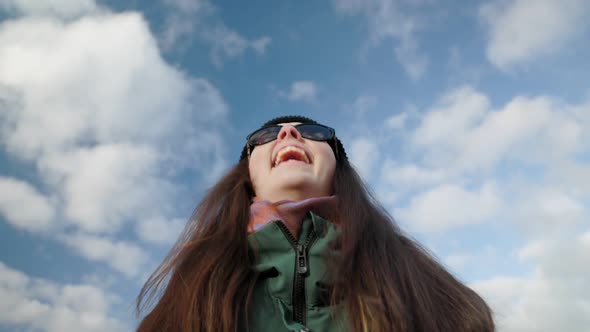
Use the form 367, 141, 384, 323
274, 146, 310, 166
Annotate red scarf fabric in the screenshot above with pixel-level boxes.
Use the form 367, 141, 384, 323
248, 196, 337, 240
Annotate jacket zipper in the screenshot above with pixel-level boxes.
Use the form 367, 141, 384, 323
275, 221, 318, 327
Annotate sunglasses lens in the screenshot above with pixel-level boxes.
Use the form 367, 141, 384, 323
249, 126, 281, 145
247, 123, 335, 150
297, 124, 333, 141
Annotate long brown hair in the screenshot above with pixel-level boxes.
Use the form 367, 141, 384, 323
136, 158, 495, 332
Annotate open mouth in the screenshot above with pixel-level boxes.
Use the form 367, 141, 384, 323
273, 146, 310, 167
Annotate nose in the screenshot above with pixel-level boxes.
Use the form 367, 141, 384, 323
277, 125, 302, 141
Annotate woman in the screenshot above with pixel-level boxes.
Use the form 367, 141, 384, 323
136, 115, 495, 332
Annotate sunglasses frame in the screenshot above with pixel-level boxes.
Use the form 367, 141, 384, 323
246, 123, 338, 160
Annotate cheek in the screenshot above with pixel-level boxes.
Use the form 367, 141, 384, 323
324, 158, 336, 186
248, 147, 270, 190
314, 144, 337, 177
248, 160, 261, 191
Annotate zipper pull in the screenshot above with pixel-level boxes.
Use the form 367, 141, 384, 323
296, 244, 308, 274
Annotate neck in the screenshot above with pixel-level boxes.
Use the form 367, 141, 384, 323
258, 190, 328, 202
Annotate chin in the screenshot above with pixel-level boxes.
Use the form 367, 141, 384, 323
273, 170, 319, 186
279, 174, 313, 188
277, 174, 322, 193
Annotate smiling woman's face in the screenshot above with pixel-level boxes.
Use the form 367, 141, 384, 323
248, 122, 337, 202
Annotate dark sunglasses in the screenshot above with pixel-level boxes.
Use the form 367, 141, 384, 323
246, 123, 336, 157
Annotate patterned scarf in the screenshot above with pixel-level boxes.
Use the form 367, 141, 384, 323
248, 196, 337, 240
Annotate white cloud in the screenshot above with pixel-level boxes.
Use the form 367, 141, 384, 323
412, 86, 585, 173
163, 0, 208, 13
551, 160, 590, 197
472, 231, 590, 332
517, 234, 590, 279
0, 261, 128, 332
0, 14, 227, 159
397, 181, 503, 232
373, 85, 589, 240
480, 0, 590, 69
333, 0, 365, 13
280, 81, 318, 102
0, 0, 98, 18
333, 0, 428, 79
0, 176, 55, 232
373, 83, 590, 330
444, 252, 474, 271
393, 32, 428, 80
251, 36, 272, 55
136, 216, 186, 246
512, 188, 586, 235
353, 95, 378, 116
381, 160, 449, 190
158, 0, 213, 50
349, 137, 379, 179
203, 25, 272, 67
159, 0, 271, 65
413, 86, 491, 148
375, 187, 400, 206
385, 112, 407, 130
39, 144, 170, 234
0, 10, 230, 276
59, 233, 149, 279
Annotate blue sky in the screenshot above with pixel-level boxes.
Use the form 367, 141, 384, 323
0, 0, 589, 331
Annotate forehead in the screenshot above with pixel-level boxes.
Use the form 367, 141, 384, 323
276, 122, 302, 126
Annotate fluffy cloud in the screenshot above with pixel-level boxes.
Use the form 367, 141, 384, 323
379, 86, 589, 234
280, 81, 318, 102
378, 85, 589, 225
385, 112, 407, 130
0, 177, 55, 232
349, 137, 379, 179
472, 230, 590, 332
251, 36, 272, 54
333, 0, 428, 79
396, 181, 503, 232
443, 252, 474, 271
59, 233, 149, 279
159, 0, 271, 64
39, 144, 171, 234
0, 9, 229, 277
374, 84, 590, 330
412, 86, 491, 149
0, 261, 128, 332
159, 0, 212, 49
352, 95, 378, 116
381, 161, 450, 190
0, 0, 98, 18
0, 14, 224, 158
411, 86, 585, 173
136, 216, 186, 246
511, 187, 586, 235
204, 26, 271, 67
480, 0, 590, 69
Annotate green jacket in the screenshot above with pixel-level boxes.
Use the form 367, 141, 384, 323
247, 212, 347, 332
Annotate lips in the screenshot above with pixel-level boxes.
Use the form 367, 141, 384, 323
272, 145, 311, 167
